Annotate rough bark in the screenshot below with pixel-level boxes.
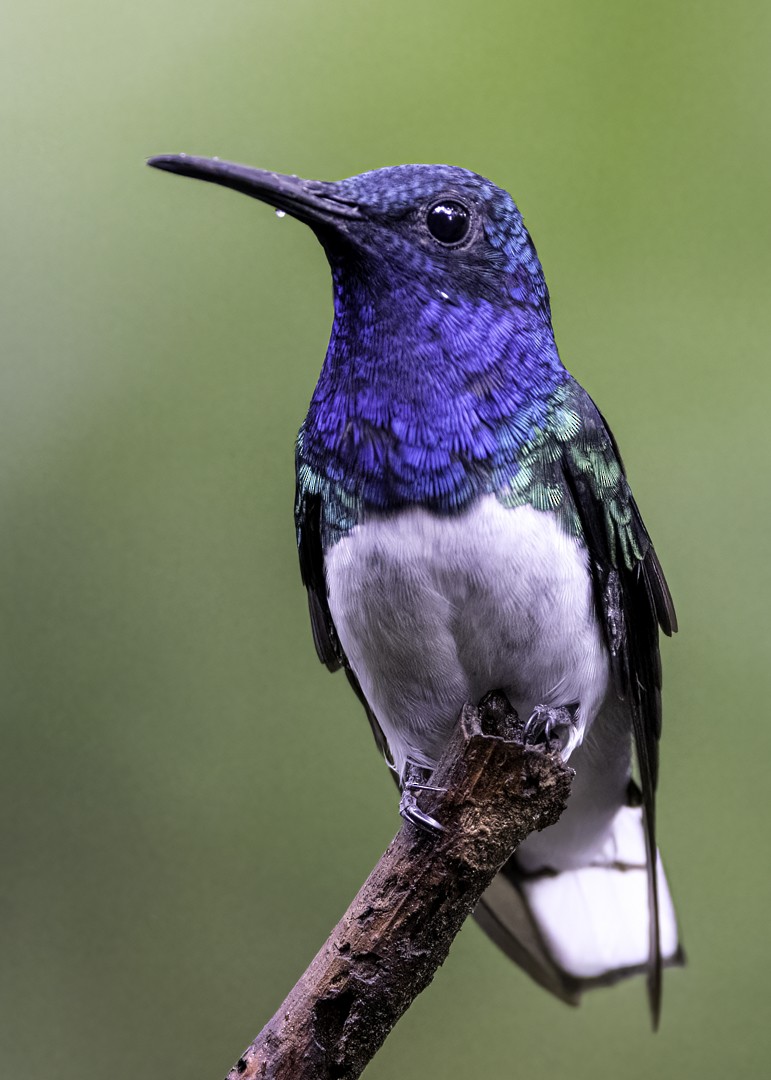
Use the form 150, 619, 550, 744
226, 693, 573, 1080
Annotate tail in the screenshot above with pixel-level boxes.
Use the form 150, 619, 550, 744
474, 805, 683, 1013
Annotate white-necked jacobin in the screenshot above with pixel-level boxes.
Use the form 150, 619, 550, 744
148, 154, 682, 1023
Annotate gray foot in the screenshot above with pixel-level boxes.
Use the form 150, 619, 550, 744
525, 703, 579, 752
399, 765, 445, 834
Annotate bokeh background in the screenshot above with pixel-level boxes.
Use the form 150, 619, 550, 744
2, 1, 769, 1077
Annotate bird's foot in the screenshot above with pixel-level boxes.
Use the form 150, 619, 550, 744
399, 764, 445, 834
525, 703, 580, 753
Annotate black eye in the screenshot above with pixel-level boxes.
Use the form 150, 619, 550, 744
426, 200, 471, 245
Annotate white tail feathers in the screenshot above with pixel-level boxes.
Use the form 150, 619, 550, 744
475, 806, 682, 1002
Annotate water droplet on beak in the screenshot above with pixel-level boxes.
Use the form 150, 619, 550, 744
275, 209, 286, 219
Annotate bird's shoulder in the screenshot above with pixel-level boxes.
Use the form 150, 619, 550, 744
498, 380, 634, 553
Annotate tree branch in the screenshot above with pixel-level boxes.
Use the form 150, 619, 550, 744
226, 693, 573, 1080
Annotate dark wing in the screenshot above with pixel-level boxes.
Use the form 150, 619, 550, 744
295, 484, 392, 761
295, 487, 343, 672
560, 389, 677, 1025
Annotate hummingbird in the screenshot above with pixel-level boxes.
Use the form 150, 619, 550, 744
147, 154, 682, 1022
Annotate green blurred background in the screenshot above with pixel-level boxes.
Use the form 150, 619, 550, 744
2, 1, 769, 1077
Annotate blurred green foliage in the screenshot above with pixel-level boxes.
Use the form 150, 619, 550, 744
1, 1, 769, 1077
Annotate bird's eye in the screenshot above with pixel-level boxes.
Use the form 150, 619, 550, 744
426, 200, 471, 245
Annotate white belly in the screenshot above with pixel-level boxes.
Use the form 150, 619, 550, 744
325, 495, 610, 777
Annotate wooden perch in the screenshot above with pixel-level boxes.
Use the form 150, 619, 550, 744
226, 692, 573, 1080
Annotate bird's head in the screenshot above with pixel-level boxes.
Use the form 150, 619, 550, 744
148, 155, 567, 505
147, 156, 550, 315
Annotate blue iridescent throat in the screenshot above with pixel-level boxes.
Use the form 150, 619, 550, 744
297, 270, 568, 536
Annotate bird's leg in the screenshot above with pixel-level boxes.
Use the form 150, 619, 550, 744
399, 763, 446, 834
524, 703, 580, 753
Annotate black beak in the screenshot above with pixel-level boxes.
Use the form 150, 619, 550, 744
147, 154, 362, 229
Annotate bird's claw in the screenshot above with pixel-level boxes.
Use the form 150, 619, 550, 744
399, 766, 445, 834
399, 791, 444, 833
525, 703, 579, 752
